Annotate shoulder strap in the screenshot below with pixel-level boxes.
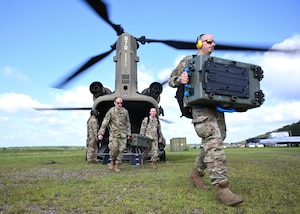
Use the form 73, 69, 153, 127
146, 116, 161, 139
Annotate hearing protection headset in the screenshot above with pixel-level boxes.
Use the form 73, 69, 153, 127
196, 34, 205, 49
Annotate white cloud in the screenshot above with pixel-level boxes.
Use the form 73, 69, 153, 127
272, 34, 300, 50
137, 64, 156, 91
53, 85, 93, 107
0, 91, 89, 147
0, 92, 40, 113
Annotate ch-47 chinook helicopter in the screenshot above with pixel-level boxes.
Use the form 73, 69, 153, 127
36, 0, 299, 165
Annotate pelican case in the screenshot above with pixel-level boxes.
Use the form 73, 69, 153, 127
184, 55, 265, 112
127, 134, 150, 148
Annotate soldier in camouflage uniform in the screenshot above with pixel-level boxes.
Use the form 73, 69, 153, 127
168, 34, 244, 206
139, 107, 163, 169
98, 97, 131, 173
86, 109, 99, 164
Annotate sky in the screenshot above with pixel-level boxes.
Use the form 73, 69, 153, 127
1, 0, 300, 147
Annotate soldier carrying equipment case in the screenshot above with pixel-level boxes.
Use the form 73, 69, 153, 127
184, 55, 265, 112
127, 134, 150, 148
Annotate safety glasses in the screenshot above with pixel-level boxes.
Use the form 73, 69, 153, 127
203, 39, 215, 45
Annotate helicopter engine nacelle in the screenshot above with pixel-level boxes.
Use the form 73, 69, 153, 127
90, 81, 112, 101
141, 82, 163, 103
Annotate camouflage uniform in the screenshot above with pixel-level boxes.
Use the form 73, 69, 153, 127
98, 106, 131, 164
86, 114, 99, 163
169, 55, 228, 185
140, 116, 163, 162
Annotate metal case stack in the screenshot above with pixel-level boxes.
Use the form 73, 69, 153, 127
184, 55, 264, 112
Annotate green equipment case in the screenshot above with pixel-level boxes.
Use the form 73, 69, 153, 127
127, 134, 150, 148
184, 55, 265, 112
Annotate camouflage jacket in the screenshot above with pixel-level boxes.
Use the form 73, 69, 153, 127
87, 115, 99, 139
139, 116, 163, 141
98, 106, 131, 138
168, 55, 193, 88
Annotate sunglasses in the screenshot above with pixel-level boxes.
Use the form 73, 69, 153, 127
202, 39, 215, 45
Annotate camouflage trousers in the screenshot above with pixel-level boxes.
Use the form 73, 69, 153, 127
192, 107, 228, 185
86, 136, 98, 163
142, 139, 159, 162
108, 136, 127, 164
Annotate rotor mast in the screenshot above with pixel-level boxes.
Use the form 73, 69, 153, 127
113, 33, 140, 96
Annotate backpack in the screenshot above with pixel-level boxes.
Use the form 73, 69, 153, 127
146, 116, 161, 139
175, 84, 193, 119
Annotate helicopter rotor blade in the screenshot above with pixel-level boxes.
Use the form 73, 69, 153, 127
160, 79, 168, 86
159, 117, 173, 124
137, 36, 300, 53
137, 36, 195, 49
53, 47, 115, 89
214, 43, 299, 53
85, 0, 124, 35
35, 107, 92, 111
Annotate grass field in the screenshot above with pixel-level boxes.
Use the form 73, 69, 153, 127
0, 147, 299, 214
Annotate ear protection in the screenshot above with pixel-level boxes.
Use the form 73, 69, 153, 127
196, 34, 205, 49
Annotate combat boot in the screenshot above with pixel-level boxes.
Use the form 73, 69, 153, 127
109, 160, 114, 170
114, 163, 121, 173
189, 168, 210, 190
215, 180, 244, 206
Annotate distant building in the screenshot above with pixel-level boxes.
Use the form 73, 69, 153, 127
268, 131, 290, 138
245, 138, 264, 148
259, 131, 300, 147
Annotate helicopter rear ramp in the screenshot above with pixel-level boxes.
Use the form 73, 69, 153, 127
97, 133, 166, 166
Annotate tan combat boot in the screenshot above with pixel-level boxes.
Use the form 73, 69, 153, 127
109, 160, 114, 170
189, 168, 210, 190
114, 163, 121, 173
215, 180, 244, 206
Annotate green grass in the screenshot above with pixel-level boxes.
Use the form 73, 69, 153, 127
0, 147, 299, 213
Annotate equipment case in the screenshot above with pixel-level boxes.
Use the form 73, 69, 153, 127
127, 134, 150, 148
184, 55, 264, 112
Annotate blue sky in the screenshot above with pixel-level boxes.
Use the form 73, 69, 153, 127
1, 0, 300, 147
